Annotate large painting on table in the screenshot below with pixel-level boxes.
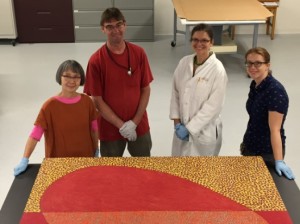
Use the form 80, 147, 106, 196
20, 156, 292, 224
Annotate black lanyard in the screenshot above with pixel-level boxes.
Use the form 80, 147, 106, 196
105, 42, 132, 75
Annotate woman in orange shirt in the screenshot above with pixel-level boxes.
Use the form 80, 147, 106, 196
14, 60, 99, 176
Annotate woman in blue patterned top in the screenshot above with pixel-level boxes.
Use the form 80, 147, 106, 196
240, 47, 295, 180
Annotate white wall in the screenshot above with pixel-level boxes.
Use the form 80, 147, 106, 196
154, 0, 300, 35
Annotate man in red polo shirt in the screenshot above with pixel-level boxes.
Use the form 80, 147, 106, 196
84, 7, 153, 157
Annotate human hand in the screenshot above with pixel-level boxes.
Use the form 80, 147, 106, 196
14, 158, 29, 176
275, 160, 295, 180
94, 149, 100, 157
175, 123, 189, 141
119, 120, 137, 141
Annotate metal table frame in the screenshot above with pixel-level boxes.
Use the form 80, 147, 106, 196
171, 9, 265, 50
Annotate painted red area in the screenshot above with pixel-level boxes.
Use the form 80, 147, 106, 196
42, 211, 268, 223
20, 212, 48, 224
257, 211, 293, 224
40, 166, 249, 212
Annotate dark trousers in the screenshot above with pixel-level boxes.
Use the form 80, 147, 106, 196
100, 132, 152, 157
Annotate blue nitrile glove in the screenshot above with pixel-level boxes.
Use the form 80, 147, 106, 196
14, 158, 29, 176
175, 123, 189, 141
182, 135, 189, 141
94, 149, 100, 157
275, 160, 295, 180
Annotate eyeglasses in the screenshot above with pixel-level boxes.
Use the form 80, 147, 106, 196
191, 38, 211, 44
245, 61, 268, 68
104, 21, 125, 31
62, 75, 81, 81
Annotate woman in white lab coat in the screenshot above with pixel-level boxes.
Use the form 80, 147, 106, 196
169, 23, 228, 156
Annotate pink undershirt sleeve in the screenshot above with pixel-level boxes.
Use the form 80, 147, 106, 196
29, 125, 44, 141
91, 119, 98, 131
29, 121, 97, 140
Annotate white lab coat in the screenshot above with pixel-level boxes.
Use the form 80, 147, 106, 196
169, 53, 228, 156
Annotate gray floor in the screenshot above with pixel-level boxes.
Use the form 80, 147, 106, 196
0, 34, 299, 208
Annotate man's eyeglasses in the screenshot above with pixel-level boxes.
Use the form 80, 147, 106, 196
245, 61, 268, 68
104, 21, 125, 31
191, 38, 211, 44
62, 75, 81, 81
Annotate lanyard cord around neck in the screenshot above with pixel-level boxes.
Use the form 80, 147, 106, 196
105, 42, 132, 75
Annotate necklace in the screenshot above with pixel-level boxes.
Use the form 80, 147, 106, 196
106, 42, 132, 75
194, 56, 203, 66
194, 52, 213, 66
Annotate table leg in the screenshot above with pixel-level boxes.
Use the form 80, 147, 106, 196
171, 9, 177, 47
271, 9, 277, 40
252, 24, 259, 48
185, 25, 191, 53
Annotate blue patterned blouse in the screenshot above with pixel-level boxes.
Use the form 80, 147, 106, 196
243, 75, 289, 155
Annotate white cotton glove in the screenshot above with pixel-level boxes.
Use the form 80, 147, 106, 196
119, 120, 137, 141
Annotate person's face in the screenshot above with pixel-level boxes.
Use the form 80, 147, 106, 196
102, 19, 126, 44
245, 53, 270, 83
191, 31, 213, 55
60, 70, 81, 96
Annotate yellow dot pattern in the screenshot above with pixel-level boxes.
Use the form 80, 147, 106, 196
24, 156, 286, 212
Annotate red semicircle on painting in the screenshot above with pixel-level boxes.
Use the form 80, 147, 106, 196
41, 166, 249, 212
